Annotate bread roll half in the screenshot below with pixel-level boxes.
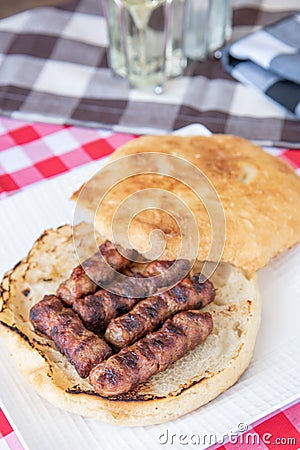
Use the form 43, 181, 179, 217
73, 135, 300, 274
0, 222, 260, 426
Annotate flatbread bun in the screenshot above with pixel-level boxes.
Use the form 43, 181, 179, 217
73, 135, 300, 274
0, 223, 260, 426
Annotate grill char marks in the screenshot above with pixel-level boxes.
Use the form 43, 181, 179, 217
30, 248, 216, 393
110, 272, 151, 298
30, 295, 112, 378
56, 240, 135, 305
56, 265, 97, 307
73, 291, 138, 333
71, 260, 191, 333
111, 260, 191, 298
139, 259, 192, 298
143, 259, 192, 290
89, 311, 213, 396
105, 276, 215, 349
29, 294, 63, 338
72, 272, 148, 332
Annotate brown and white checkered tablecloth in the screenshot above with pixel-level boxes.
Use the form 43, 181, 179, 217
0, 0, 299, 146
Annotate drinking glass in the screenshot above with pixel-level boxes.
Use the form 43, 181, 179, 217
185, 0, 232, 60
102, 0, 187, 91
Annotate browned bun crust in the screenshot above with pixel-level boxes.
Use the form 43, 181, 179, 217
73, 135, 300, 274
0, 223, 260, 426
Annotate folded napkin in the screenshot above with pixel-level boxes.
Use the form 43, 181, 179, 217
0, 0, 299, 146
223, 12, 300, 118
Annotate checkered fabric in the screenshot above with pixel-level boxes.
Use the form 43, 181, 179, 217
0, 409, 23, 450
208, 397, 300, 449
1, 116, 300, 198
1, 400, 300, 450
0, 116, 135, 197
0, 0, 299, 147
223, 12, 300, 118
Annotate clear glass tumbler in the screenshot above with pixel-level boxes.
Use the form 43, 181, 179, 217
185, 0, 232, 60
102, 0, 187, 90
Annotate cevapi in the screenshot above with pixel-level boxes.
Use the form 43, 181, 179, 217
90, 310, 213, 396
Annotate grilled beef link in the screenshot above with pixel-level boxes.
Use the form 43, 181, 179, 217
73, 291, 138, 333
72, 260, 191, 332
105, 275, 215, 349
90, 310, 213, 396
111, 259, 192, 298
56, 240, 134, 305
30, 295, 112, 378
142, 259, 192, 289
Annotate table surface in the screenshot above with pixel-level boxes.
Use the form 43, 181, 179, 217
0, 116, 299, 449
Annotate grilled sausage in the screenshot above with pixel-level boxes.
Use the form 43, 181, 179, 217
105, 275, 215, 348
89, 310, 213, 396
72, 260, 192, 332
142, 259, 192, 286
110, 259, 191, 298
105, 272, 150, 298
72, 271, 148, 332
30, 295, 112, 378
56, 240, 135, 305
73, 291, 137, 332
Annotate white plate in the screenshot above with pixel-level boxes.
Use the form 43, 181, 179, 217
0, 125, 299, 450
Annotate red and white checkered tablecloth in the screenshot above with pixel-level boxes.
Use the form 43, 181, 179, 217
0, 408, 23, 450
0, 116, 299, 449
0, 117, 300, 197
0, 117, 136, 197
1, 399, 300, 450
